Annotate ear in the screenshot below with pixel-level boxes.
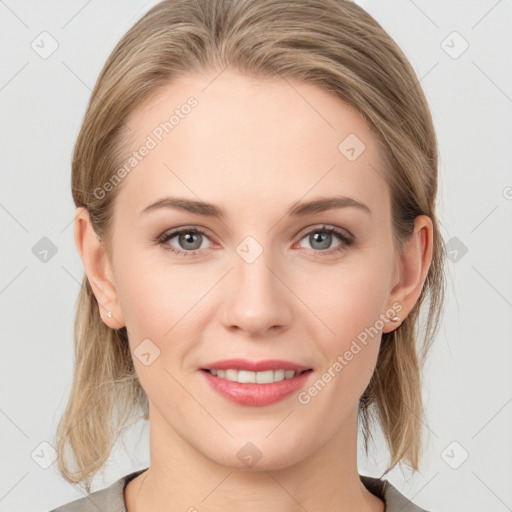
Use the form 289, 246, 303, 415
382, 215, 433, 333
73, 206, 125, 329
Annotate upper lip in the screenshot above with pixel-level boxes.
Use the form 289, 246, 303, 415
201, 358, 312, 373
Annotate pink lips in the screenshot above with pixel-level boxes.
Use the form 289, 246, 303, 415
201, 358, 311, 373
199, 358, 313, 407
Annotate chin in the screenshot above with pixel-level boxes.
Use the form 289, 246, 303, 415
204, 438, 308, 473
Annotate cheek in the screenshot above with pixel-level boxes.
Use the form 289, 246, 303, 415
116, 266, 166, 337
115, 248, 200, 331
114, 251, 213, 372
114, 258, 199, 398
312, 258, 392, 337
308, 254, 392, 388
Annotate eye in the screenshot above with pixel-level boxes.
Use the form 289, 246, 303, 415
158, 226, 213, 257
157, 224, 354, 258
296, 225, 354, 255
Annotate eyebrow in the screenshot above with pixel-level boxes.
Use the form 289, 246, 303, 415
140, 195, 372, 218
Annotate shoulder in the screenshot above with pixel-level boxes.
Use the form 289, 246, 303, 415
360, 474, 434, 512
49, 469, 147, 512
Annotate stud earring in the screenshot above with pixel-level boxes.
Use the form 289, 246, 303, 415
107, 311, 112, 318
390, 316, 400, 322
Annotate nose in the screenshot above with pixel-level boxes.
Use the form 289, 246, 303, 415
219, 245, 294, 338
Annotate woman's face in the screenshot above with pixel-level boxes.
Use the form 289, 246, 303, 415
101, 70, 407, 469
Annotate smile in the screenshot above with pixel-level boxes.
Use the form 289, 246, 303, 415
204, 368, 309, 384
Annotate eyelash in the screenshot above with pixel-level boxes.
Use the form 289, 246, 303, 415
157, 225, 354, 258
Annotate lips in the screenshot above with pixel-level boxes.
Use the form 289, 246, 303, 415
198, 358, 314, 406
200, 358, 312, 373
200, 367, 313, 407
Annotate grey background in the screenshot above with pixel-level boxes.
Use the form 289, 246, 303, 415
1, 1, 511, 511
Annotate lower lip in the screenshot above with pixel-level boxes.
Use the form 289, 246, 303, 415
200, 369, 313, 407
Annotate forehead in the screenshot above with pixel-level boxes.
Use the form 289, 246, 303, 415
116, 70, 389, 219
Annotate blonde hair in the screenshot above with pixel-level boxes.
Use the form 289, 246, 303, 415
54, 0, 445, 492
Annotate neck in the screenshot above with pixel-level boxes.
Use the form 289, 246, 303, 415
126, 404, 384, 512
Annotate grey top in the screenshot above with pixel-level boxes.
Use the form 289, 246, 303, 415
50, 468, 432, 512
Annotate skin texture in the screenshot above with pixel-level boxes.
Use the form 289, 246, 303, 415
74, 70, 433, 512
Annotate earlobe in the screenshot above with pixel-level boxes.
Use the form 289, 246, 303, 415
73, 207, 125, 329
382, 215, 433, 333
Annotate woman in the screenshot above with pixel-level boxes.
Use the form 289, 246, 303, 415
50, 0, 445, 510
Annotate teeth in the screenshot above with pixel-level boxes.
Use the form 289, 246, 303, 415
209, 369, 300, 383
